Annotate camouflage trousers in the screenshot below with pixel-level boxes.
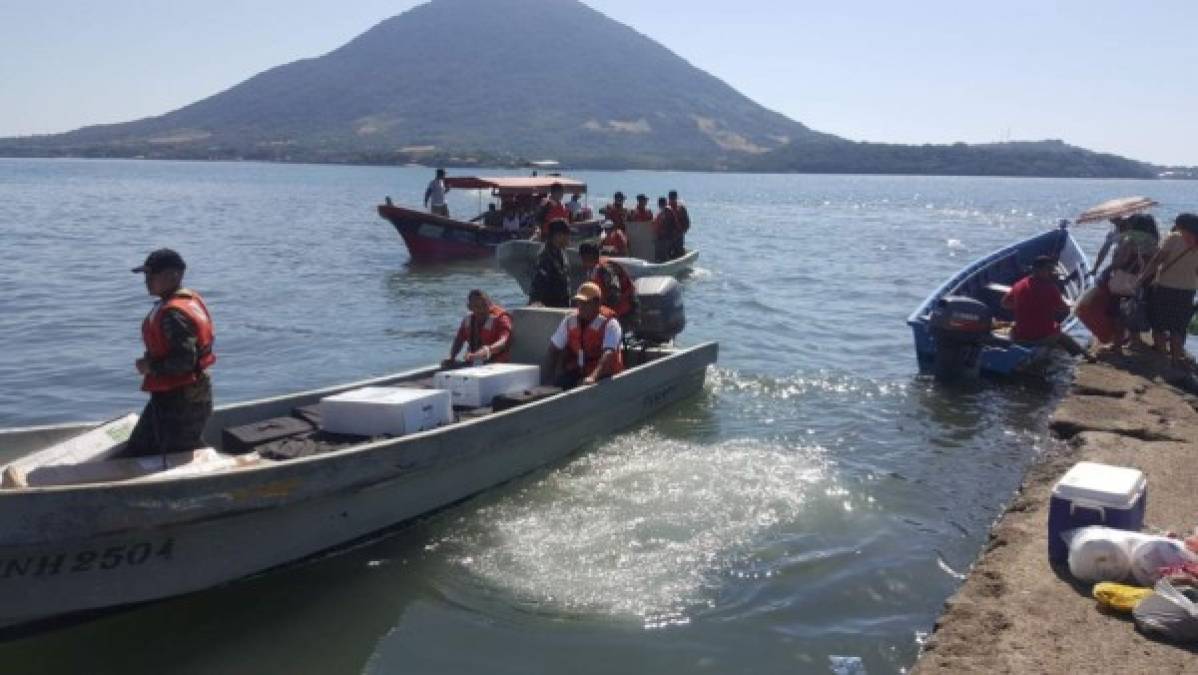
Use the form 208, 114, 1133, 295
125, 373, 214, 457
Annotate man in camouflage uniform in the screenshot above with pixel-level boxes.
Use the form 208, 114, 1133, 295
126, 249, 216, 457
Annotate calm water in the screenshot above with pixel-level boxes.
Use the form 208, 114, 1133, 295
0, 159, 1193, 674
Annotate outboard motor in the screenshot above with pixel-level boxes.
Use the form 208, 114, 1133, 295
632, 276, 685, 344
928, 295, 993, 381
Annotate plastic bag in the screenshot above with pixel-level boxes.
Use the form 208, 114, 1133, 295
1133, 579, 1198, 643
1093, 582, 1154, 613
1066, 527, 1134, 583
1131, 538, 1197, 586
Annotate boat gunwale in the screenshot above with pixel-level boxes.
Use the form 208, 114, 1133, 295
0, 342, 718, 497
905, 227, 1083, 327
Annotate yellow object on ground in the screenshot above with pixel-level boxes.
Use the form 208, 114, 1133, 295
1093, 582, 1154, 613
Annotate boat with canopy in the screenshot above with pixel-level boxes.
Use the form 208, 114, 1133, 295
377, 175, 602, 262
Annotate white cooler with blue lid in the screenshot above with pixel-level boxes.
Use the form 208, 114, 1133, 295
1047, 461, 1146, 563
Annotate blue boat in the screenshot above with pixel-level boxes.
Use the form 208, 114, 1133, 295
907, 222, 1092, 376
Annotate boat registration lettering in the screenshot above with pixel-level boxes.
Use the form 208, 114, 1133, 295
1, 539, 175, 580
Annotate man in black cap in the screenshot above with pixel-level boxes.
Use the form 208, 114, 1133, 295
528, 219, 572, 308
126, 249, 217, 457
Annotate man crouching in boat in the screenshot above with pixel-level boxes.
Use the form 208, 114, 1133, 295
1001, 255, 1094, 362
127, 249, 216, 457
548, 282, 624, 389
444, 289, 512, 367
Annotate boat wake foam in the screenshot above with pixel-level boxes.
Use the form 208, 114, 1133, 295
437, 429, 826, 628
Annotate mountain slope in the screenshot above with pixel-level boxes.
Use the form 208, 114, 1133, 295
2, 0, 826, 169
0, 0, 1168, 177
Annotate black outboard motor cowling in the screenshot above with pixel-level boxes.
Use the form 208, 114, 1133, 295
928, 295, 994, 380
633, 276, 685, 344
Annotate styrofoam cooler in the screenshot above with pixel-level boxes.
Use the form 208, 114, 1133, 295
1048, 461, 1146, 563
433, 363, 540, 407
318, 387, 452, 437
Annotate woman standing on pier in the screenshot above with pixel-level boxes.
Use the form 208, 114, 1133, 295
1140, 213, 1198, 371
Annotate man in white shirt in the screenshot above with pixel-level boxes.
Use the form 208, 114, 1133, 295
566, 193, 583, 221
424, 168, 450, 217
548, 282, 625, 388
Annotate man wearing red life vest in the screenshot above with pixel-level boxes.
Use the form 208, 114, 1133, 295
600, 191, 629, 231
579, 243, 638, 326
548, 282, 625, 389
628, 194, 653, 223
599, 220, 629, 257
127, 249, 216, 457
653, 196, 680, 262
445, 289, 513, 367
668, 190, 690, 253
535, 182, 571, 238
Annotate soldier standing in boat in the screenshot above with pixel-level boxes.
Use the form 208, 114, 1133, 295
668, 190, 690, 257
126, 249, 216, 457
529, 219, 572, 308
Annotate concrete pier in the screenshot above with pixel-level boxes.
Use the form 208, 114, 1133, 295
913, 354, 1198, 673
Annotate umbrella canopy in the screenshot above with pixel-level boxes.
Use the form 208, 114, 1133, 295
1076, 196, 1158, 224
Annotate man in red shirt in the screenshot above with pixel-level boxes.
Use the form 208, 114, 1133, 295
1001, 256, 1092, 360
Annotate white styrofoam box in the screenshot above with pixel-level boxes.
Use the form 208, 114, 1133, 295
319, 387, 452, 437
1053, 461, 1146, 509
2, 413, 140, 487
433, 363, 540, 407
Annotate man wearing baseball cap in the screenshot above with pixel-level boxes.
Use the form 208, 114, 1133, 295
547, 281, 625, 389
126, 248, 217, 457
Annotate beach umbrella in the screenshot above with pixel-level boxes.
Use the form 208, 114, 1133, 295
1076, 196, 1158, 224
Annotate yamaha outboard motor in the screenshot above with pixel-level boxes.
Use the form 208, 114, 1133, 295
633, 276, 685, 344
928, 295, 993, 381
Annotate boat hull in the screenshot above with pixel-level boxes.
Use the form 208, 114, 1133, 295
906, 227, 1091, 376
0, 342, 717, 629
496, 239, 699, 295
378, 205, 602, 263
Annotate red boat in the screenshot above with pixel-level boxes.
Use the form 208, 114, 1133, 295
377, 175, 601, 262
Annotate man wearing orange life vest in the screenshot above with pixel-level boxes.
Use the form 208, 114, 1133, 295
548, 282, 625, 389
579, 242, 637, 326
535, 182, 571, 238
668, 189, 690, 256
599, 220, 629, 257
126, 249, 216, 457
628, 194, 653, 223
600, 191, 629, 231
653, 196, 680, 262
445, 289, 513, 367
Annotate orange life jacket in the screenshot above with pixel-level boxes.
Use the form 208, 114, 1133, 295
458, 305, 511, 363
542, 199, 571, 225
670, 202, 690, 233
566, 306, 625, 377
600, 228, 629, 256
141, 289, 216, 393
590, 258, 637, 319
654, 205, 678, 238
629, 206, 653, 222
604, 203, 628, 229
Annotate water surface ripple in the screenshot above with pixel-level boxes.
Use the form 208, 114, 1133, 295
1, 159, 1193, 674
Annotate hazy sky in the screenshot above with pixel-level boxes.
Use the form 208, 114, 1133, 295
3, 0, 1196, 165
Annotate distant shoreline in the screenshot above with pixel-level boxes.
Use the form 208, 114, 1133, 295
2, 153, 1194, 181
